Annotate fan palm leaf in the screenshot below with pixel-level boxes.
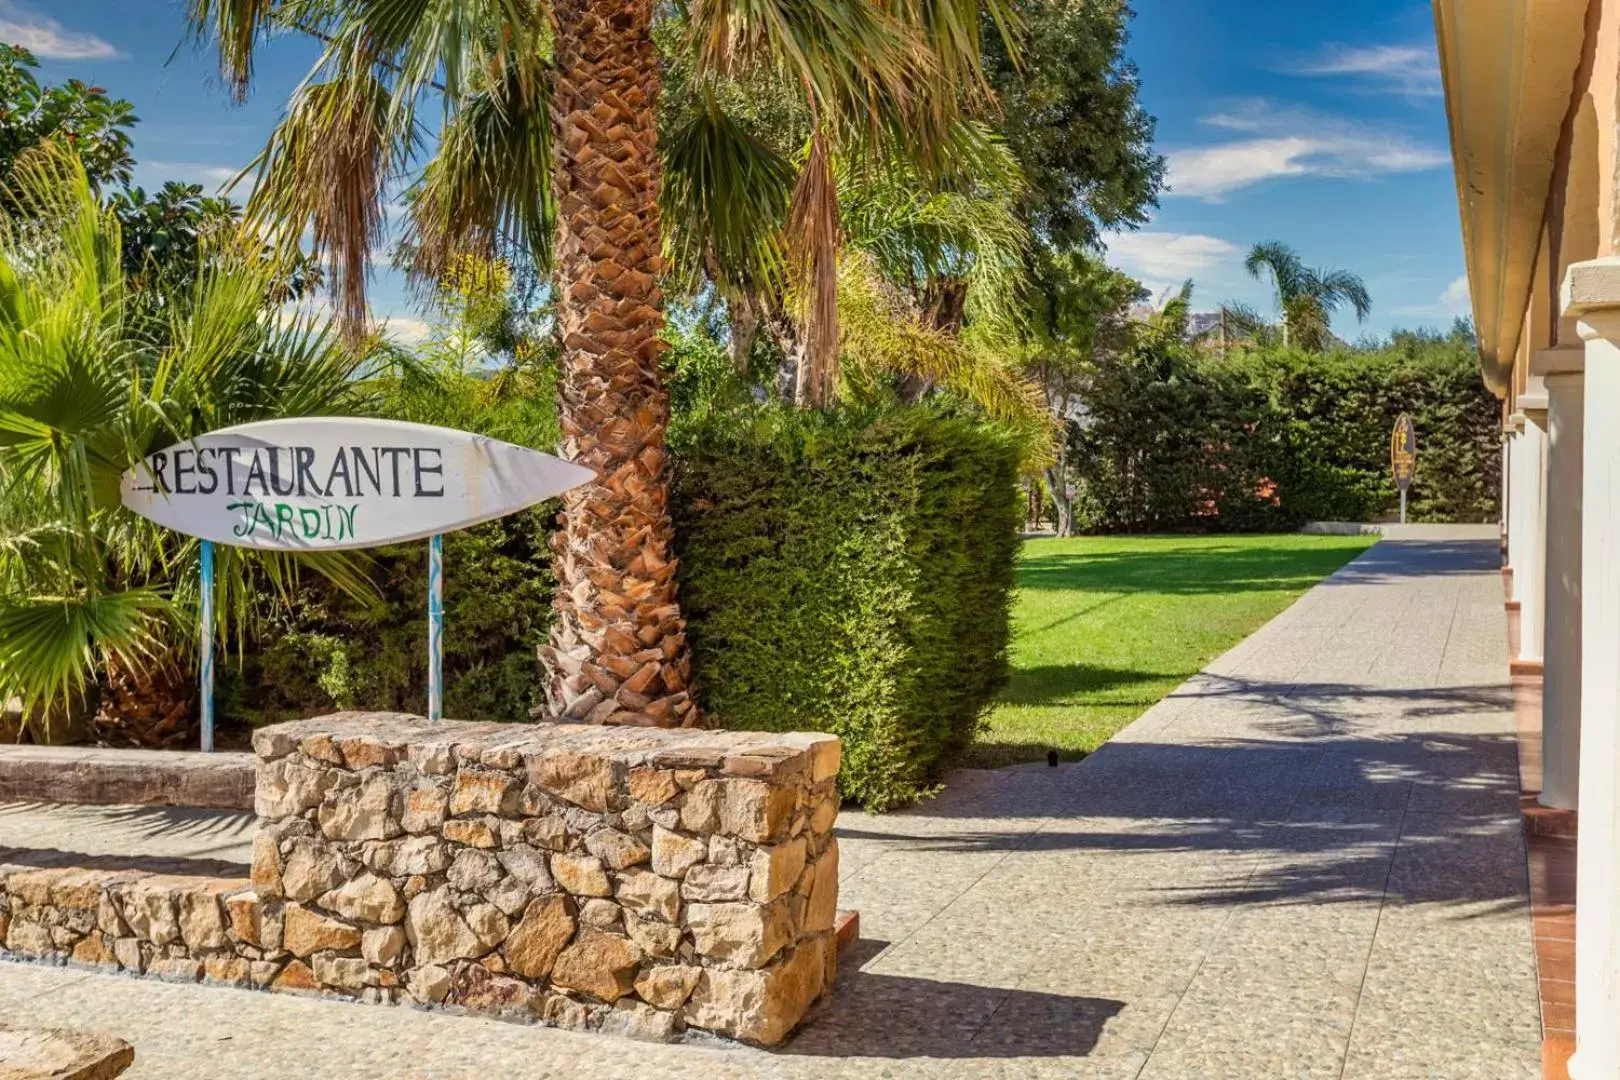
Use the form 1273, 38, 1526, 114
661, 89, 795, 295
0, 146, 377, 730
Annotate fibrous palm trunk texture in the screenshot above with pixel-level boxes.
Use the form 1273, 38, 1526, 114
93, 655, 194, 749
540, 0, 699, 728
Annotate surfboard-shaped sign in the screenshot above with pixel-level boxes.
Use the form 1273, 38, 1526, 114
119, 417, 594, 551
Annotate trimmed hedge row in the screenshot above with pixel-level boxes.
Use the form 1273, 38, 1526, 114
1067, 334, 1501, 532
672, 407, 1023, 810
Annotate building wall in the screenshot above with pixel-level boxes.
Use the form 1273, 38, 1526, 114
1543, 0, 1618, 357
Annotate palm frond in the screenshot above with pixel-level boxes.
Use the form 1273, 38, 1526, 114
786, 131, 841, 405
662, 90, 795, 296
186, 0, 277, 100
1314, 266, 1372, 321
687, 0, 911, 127
0, 149, 383, 724
0, 589, 169, 718
838, 251, 1046, 430
1244, 240, 1305, 301
1216, 302, 1277, 347
1150, 279, 1193, 338
242, 70, 401, 337
838, 120, 1029, 335
403, 40, 554, 285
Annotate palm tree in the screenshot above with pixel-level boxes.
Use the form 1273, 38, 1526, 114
1234, 240, 1371, 351
0, 148, 369, 745
188, 0, 1016, 728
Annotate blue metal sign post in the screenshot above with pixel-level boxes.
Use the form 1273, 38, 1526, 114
199, 539, 215, 752
428, 534, 444, 722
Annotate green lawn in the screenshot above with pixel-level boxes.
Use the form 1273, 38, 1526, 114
963, 533, 1377, 769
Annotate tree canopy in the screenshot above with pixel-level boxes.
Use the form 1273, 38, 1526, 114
983, 0, 1164, 252
0, 45, 136, 197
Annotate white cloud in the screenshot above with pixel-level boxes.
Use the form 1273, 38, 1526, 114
134, 161, 249, 197
1391, 275, 1473, 318
0, 4, 121, 60
1105, 231, 1238, 279
1103, 231, 1240, 298
379, 315, 434, 346
1293, 43, 1441, 97
1165, 100, 1449, 200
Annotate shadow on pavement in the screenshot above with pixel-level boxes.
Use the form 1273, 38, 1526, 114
785, 939, 1127, 1060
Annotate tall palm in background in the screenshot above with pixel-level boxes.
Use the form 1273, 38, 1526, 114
189, 0, 1020, 727
1226, 240, 1371, 352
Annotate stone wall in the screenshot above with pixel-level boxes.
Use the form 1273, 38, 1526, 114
0, 713, 842, 1046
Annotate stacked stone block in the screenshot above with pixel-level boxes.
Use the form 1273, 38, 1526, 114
0, 713, 842, 1046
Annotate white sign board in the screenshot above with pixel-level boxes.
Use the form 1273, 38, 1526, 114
120, 417, 594, 550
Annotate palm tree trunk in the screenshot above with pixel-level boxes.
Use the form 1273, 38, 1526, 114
94, 654, 193, 748
541, 0, 698, 728
728, 293, 760, 375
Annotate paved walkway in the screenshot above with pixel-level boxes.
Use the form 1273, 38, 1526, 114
0, 531, 1540, 1079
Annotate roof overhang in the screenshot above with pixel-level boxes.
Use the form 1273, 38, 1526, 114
1432, 0, 1588, 396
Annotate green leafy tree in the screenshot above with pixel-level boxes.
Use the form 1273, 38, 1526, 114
982, 0, 1164, 251
109, 183, 240, 293
1020, 251, 1144, 533
1228, 240, 1372, 351
0, 45, 136, 196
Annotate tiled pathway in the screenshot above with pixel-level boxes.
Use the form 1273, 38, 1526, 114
0, 530, 1540, 1078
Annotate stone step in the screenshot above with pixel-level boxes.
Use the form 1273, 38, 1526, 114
0, 746, 253, 811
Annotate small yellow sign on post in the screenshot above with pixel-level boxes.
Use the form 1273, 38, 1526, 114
1391, 413, 1417, 523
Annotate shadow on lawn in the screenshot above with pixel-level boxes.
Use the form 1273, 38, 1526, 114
994, 664, 1170, 708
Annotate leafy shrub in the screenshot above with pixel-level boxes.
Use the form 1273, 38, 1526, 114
1234, 336, 1501, 523
672, 406, 1022, 809
238, 508, 556, 726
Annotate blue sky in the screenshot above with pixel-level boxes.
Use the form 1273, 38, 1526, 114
12, 0, 1467, 341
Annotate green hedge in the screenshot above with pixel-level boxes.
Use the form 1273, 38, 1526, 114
229, 509, 556, 726
1233, 341, 1502, 524
1068, 331, 1501, 531
671, 407, 1023, 809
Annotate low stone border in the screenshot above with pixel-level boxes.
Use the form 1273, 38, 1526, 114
0, 713, 843, 1047
1301, 521, 1389, 535
0, 746, 253, 811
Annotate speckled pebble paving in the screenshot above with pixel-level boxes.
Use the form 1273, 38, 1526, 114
0, 527, 1539, 1079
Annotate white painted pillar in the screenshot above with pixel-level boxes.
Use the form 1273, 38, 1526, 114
1511, 410, 1548, 665
1506, 418, 1529, 599
1501, 429, 1511, 557
1522, 404, 1548, 667
1562, 256, 1620, 1080
1536, 347, 1585, 809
